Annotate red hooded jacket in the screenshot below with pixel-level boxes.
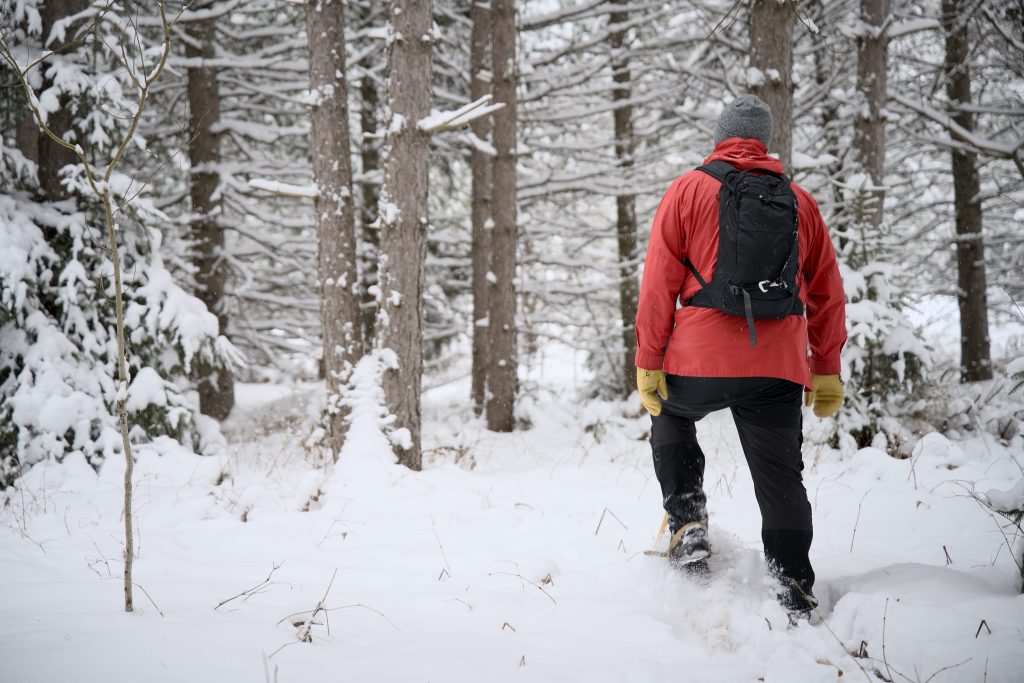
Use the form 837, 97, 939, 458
634, 138, 846, 390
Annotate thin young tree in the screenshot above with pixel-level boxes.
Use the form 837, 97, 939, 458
186, 1, 235, 420
377, 0, 434, 468
2, 0, 180, 613
306, 0, 363, 450
486, 0, 518, 432
470, 0, 493, 416
608, 0, 638, 398
749, 0, 795, 174
853, 0, 887, 235
941, 0, 992, 382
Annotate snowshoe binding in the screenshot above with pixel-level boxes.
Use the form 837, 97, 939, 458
645, 514, 712, 577
668, 521, 711, 574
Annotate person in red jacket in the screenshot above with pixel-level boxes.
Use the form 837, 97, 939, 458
635, 94, 846, 618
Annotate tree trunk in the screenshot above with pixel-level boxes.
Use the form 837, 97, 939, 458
186, 5, 235, 420
942, 0, 992, 382
15, 106, 39, 166
853, 0, 888, 236
486, 0, 518, 432
358, 4, 383, 354
749, 0, 794, 174
359, 72, 381, 354
609, 1, 638, 398
470, 1, 493, 416
377, 0, 433, 469
37, 0, 88, 199
306, 0, 363, 450
808, 0, 846, 239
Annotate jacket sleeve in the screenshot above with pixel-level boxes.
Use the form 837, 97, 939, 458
800, 193, 847, 376
635, 179, 689, 370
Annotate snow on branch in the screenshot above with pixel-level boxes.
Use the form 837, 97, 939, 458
884, 17, 941, 40
248, 178, 318, 199
465, 132, 497, 156
890, 92, 1024, 179
418, 95, 504, 134
982, 7, 1024, 54
521, 0, 609, 31
178, 0, 247, 23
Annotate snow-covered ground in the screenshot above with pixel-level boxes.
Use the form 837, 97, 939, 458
2, 362, 1023, 682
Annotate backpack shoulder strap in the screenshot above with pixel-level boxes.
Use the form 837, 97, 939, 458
698, 160, 792, 186
755, 167, 790, 184
695, 159, 740, 183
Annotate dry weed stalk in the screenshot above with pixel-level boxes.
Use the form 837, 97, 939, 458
271, 571, 398, 658
215, 561, 285, 610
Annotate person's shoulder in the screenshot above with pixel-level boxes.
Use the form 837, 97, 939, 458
658, 169, 704, 202
671, 167, 719, 192
672, 167, 706, 184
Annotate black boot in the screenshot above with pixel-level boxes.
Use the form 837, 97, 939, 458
763, 529, 817, 618
654, 441, 711, 575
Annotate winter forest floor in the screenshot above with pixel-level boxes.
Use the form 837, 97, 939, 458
2, 348, 1024, 683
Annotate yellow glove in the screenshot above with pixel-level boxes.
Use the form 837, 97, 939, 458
805, 374, 844, 418
637, 368, 668, 416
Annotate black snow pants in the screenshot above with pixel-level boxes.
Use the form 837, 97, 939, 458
649, 375, 814, 595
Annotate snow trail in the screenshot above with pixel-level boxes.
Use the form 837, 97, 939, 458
1, 378, 1022, 682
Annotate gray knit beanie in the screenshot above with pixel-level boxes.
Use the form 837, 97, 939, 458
714, 94, 773, 147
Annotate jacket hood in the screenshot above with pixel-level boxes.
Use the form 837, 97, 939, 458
704, 138, 784, 174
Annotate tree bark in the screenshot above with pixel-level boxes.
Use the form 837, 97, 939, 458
609, 1, 638, 398
15, 106, 39, 166
749, 0, 795, 174
377, 0, 433, 469
358, 3, 384, 354
306, 0, 363, 450
359, 70, 381, 354
186, 7, 235, 420
486, 0, 518, 432
853, 0, 888, 237
37, 0, 88, 199
470, 1, 493, 416
942, 0, 992, 382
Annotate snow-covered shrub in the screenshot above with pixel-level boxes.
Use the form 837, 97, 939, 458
837, 249, 928, 453
0, 154, 232, 484
0, 2, 233, 485
985, 478, 1024, 593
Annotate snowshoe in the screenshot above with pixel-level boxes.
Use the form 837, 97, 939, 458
677, 556, 711, 579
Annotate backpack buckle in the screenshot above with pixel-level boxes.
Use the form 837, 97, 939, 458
758, 280, 781, 293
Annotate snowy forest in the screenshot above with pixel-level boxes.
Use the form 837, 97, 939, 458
1, 0, 1023, 681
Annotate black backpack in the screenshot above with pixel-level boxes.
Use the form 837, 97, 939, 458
682, 159, 804, 346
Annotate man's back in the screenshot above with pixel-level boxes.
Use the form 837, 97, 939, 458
634, 137, 846, 389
